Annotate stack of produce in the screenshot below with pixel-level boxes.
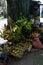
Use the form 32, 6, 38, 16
0, 17, 33, 57
1, 17, 32, 42
11, 49, 24, 58
3, 44, 11, 52
16, 18, 32, 39
15, 44, 25, 50
10, 44, 26, 58
25, 41, 32, 49
1, 26, 12, 41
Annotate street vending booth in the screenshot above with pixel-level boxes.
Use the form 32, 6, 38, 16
0, 0, 43, 60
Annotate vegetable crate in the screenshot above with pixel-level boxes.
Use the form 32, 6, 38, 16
10, 44, 26, 58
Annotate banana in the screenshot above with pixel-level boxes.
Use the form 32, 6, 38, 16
8, 37, 11, 40
5, 35, 9, 39
4, 30, 10, 33
3, 33, 9, 36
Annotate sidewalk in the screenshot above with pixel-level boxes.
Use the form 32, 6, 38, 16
8, 49, 43, 65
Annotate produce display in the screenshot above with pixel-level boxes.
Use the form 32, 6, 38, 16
1, 17, 32, 42
11, 48, 24, 58
25, 41, 32, 48
10, 44, 26, 58
16, 18, 32, 30
0, 16, 42, 58
2, 25, 12, 41
15, 44, 25, 49
0, 17, 34, 58
3, 44, 11, 52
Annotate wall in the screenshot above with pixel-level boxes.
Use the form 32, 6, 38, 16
7, 0, 32, 21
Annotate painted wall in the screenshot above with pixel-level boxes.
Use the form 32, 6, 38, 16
7, 0, 32, 21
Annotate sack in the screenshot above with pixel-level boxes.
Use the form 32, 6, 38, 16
32, 37, 43, 48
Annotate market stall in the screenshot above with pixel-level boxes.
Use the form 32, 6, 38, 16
0, 1, 43, 65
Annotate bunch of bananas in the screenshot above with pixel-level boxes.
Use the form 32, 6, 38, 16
31, 32, 39, 38
25, 41, 31, 48
2, 25, 12, 41
15, 44, 24, 49
3, 44, 11, 52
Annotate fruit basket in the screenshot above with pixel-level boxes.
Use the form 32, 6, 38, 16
10, 48, 25, 58
10, 44, 26, 58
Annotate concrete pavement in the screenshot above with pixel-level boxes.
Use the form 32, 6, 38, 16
8, 49, 43, 65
